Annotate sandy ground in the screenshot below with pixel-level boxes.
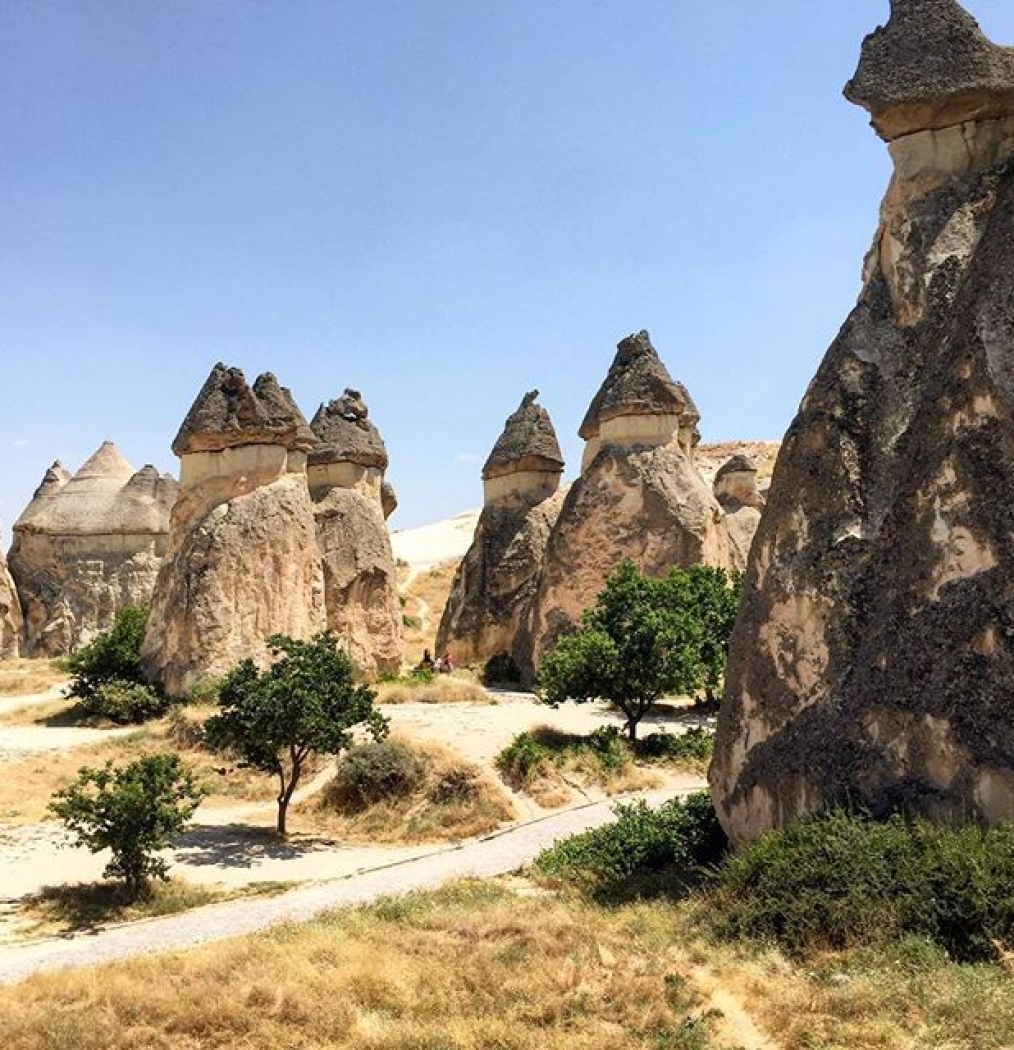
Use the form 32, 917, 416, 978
0, 686, 709, 944
0, 685, 68, 718
391, 510, 479, 572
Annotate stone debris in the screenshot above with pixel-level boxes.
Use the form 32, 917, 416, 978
711, 0, 1014, 842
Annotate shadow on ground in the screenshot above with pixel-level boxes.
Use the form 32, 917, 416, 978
172, 824, 340, 868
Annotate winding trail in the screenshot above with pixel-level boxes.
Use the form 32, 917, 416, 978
0, 786, 699, 986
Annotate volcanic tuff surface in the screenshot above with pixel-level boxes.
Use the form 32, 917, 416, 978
8, 444, 176, 656
711, 0, 1014, 842
0, 527, 22, 658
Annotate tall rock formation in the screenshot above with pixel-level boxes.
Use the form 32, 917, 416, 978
307, 389, 402, 678
437, 391, 566, 668
713, 455, 764, 569
521, 331, 732, 676
142, 364, 324, 695
8, 446, 176, 656
0, 519, 23, 658
711, 0, 1014, 842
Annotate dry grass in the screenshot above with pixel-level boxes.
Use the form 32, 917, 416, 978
399, 558, 460, 659
0, 659, 68, 697
375, 674, 491, 705
0, 713, 281, 825
304, 739, 515, 844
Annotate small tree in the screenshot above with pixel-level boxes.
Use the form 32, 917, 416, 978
67, 604, 150, 701
204, 632, 388, 836
536, 562, 741, 740
49, 753, 204, 898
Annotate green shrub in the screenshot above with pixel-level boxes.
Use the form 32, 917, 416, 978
325, 741, 426, 812
186, 676, 223, 706
67, 606, 152, 703
712, 811, 1014, 963
482, 651, 521, 686
495, 732, 552, 785
534, 791, 727, 898
635, 728, 715, 764
83, 679, 169, 724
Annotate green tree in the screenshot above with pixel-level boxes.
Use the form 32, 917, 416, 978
49, 753, 204, 897
204, 632, 388, 836
536, 562, 741, 740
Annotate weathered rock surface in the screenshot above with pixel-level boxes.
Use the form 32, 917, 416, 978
522, 334, 732, 676
8, 446, 176, 656
308, 388, 402, 679
711, 0, 1014, 842
143, 366, 324, 695
0, 525, 23, 658
438, 392, 565, 668
714, 455, 764, 570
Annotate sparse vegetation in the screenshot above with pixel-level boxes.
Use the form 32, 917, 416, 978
375, 674, 491, 705
205, 632, 388, 836
49, 753, 204, 897
316, 739, 514, 843
537, 562, 741, 740
0, 657, 68, 696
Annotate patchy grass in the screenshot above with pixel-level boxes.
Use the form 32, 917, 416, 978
375, 674, 491, 705
399, 558, 460, 658
307, 738, 514, 844
0, 658, 68, 697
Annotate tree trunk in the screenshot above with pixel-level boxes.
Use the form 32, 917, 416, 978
276, 761, 303, 837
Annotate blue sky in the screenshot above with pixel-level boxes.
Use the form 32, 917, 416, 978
3, 1, 1014, 539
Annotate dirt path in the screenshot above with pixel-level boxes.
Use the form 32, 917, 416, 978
0, 786, 698, 985
687, 964, 780, 1050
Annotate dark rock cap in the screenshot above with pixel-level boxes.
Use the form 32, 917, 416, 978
715, 454, 757, 480
844, 0, 1014, 140
172, 364, 317, 456
308, 388, 389, 470
482, 391, 565, 480
579, 330, 697, 440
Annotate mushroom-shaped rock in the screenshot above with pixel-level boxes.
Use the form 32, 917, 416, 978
438, 391, 566, 669
517, 336, 733, 678
579, 331, 699, 472
8, 444, 178, 655
844, 0, 1014, 141
711, 5, 1014, 843
307, 388, 402, 679
142, 365, 324, 695
714, 456, 763, 570
481, 391, 564, 506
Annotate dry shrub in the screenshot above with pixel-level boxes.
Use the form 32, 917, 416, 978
375, 676, 491, 705
312, 738, 514, 843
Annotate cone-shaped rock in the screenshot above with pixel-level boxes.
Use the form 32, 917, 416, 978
143, 365, 324, 695
519, 334, 732, 678
438, 391, 566, 669
711, 4, 1014, 842
8, 445, 176, 655
307, 388, 402, 679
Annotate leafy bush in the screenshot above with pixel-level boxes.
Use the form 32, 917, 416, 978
712, 811, 1014, 963
67, 605, 151, 703
49, 753, 204, 897
326, 741, 426, 812
635, 728, 715, 764
495, 732, 553, 785
482, 651, 521, 686
534, 791, 727, 898
186, 676, 223, 706
85, 679, 169, 724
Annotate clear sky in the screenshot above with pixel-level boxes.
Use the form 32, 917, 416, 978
3, 1, 1014, 542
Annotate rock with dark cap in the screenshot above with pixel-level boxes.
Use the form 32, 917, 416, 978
711, 4, 1014, 843
844, 0, 1014, 141
308, 389, 389, 471
713, 455, 764, 569
172, 364, 316, 455
483, 390, 564, 480
143, 365, 324, 695
9, 444, 177, 655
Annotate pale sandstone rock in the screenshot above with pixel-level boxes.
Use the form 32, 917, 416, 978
0, 527, 22, 658
711, 1, 1014, 842
714, 456, 764, 570
521, 333, 733, 677
308, 389, 402, 679
8, 447, 176, 656
438, 392, 565, 669
143, 366, 324, 696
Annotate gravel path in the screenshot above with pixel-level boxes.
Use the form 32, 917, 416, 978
0, 785, 699, 986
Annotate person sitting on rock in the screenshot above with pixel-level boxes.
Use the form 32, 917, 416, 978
437, 652, 454, 674
417, 649, 434, 672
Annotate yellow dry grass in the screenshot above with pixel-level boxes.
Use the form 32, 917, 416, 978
303, 739, 515, 844
0, 659, 68, 696
399, 558, 460, 659
375, 675, 491, 705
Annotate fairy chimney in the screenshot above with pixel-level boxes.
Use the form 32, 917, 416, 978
481, 390, 565, 506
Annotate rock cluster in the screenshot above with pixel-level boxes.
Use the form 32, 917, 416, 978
711, 0, 1014, 842
8, 444, 176, 656
142, 365, 325, 696
438, 391, 565, 669
308, 389, 403, 678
